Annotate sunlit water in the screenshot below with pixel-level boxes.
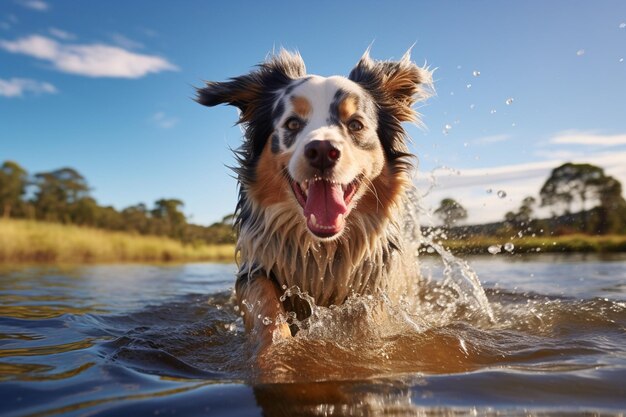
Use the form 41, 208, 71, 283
1, 253, 625, 416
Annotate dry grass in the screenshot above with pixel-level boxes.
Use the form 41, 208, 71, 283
440, 233, 626, 255
0, 219, 235, 263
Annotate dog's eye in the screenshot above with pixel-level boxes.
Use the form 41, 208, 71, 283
348, 120, 364, 132
285, 117, 302, 131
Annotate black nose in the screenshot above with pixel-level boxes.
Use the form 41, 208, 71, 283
304, 140, 341, 171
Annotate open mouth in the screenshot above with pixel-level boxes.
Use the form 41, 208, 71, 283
290, 175, 360, 238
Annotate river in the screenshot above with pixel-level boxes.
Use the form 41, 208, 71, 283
0, 254, 625, 416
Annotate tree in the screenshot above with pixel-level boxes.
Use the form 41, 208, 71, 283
151, 198, 186, 238
593, 175, 626, 234
121, 203, 151, 234
505, 196, 536, 228
434, 198, 468, 228
0, 161, 28, 218
33, 168, 90, 222
540, 163, 605, 215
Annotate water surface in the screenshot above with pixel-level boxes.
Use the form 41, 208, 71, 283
1, 255, 625, 416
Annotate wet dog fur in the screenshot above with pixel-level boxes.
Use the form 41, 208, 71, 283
196, 50, 431, 352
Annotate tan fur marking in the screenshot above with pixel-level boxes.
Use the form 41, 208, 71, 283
357, 166, 409, 217
338, 95, 358, 122
249, 138, 290, 207
290, 96, 311, 118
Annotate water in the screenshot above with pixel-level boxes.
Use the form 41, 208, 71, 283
1, 255, 625, 416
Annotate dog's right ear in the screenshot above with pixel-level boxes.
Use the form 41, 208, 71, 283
195, 50, 306, 124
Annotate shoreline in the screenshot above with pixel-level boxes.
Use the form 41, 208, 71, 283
0, 219, 235, 264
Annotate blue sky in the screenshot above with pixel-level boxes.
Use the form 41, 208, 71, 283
1, 0, 625, 225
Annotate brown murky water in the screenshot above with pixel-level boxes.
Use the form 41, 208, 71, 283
1, 254, 625, 416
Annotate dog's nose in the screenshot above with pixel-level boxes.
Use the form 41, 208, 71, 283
304, 140, 340, 171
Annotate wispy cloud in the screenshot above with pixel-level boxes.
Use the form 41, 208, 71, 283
16, 0, 49, 11
48, 27, 76, 41
549, 130, 626, 147
109, 33, 144, 50
0, 77, 57, 97
416, 151, 626, 225
0, 35, 179, 78
471, 134, 512, 145
151, 112, 179, 129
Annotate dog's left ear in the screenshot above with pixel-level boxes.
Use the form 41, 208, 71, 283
196, 50, 306, 125
348, 50, 432, 123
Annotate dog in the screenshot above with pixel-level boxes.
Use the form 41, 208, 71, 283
197, 49, 431, 352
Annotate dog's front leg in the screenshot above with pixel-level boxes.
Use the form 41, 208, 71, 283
236, 275, 292, 353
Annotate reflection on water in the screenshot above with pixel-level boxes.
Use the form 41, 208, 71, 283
0, 256, 625, 416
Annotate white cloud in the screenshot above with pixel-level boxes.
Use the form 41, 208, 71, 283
416, 151, 626, 225
0, 35, 179, 78
49, 27, 76, 41
151, 112, 179, 129
16, 0, 49, 11
110, 33, 144, 50
0, 77, 57, 97
549, 130, 626, 147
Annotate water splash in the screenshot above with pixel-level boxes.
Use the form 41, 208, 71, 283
472, 70, 481, 77
272, 185, 495, 344
505, 97, 514, 105
488, 245, 502, 255
497, 190, 507, 198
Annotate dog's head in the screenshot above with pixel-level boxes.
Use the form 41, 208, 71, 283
197, 50, 431, 240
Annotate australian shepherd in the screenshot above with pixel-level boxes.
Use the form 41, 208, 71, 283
197, 50, 432, 352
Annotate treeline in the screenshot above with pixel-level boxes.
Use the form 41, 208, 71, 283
0, 161, 235, 245
435, 162, 626, 237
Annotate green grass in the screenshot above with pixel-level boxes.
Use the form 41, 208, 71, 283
0, 219, 235, 263
439, 233, 626, 255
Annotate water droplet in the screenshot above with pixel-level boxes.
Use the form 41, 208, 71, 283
620, 58, 624, 63
463, 142, 469, 147
469, 104, 475, 110
488, 245, 502, 255
281, 284, 287, 289
466, 83, 472, 89
504, 242, 515, 252
497, 190, 507, 198
486, 188, 493, 194
262, 316, 273, 325
426, 247, 435, 254
472, 70, 481, 77
512, 122, 517, 127
443, 124, 452, 134
620, 22, 626, 29
450, 91, 455, 96
505, 97, 514, 105
490, 109, 497, 114
457, 65, 462, 69
576, 49, 585, 56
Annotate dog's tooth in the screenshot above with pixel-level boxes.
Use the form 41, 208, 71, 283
338, 213, 344, 224
310, 213, 317, 226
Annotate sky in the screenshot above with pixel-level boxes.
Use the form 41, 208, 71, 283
1, 0, 625, 226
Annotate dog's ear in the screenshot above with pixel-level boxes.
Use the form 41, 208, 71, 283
196, 50, 306, 124
348, 49, 432, 123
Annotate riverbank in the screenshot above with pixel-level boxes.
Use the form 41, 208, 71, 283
440, 234, 626, 255
0, 219, 235, 263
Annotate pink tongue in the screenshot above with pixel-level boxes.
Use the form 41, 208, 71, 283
304, 180, 347, 226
